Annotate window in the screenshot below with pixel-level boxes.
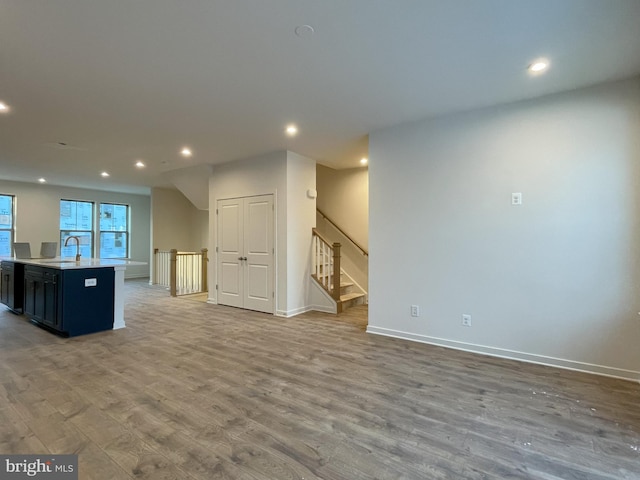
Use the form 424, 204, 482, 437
60, 200, 94, 258
0, 194, 15, 256
99, 203, 129, 258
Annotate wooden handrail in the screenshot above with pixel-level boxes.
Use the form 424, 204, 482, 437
312, 228, 333, 246
316, 208, 368, 256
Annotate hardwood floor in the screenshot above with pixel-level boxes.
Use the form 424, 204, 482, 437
1, 279, 639, 479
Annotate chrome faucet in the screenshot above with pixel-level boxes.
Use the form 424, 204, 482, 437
64, 236, 82, 261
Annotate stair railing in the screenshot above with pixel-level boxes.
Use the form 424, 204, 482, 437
312, 228, 341, 301
153, 248, 208, 296
317, 208, 368, 256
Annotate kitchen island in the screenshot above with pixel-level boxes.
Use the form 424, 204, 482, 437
0, 258, 145, 336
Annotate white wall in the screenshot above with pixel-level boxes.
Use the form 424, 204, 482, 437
151, 187, 208, 252
0, 179, 150, 278
162, 164, 212, 211
316, 164, 369, 292
286, 151, 317, 316
368, 77, 640, 380
196, 209, 209, 252
316, 165, 369, 249
208, 150, 317, 316
209, 151, 288, 309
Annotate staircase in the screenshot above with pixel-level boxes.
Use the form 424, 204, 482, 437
312, 229, 366, 313
336, 273, 367, 311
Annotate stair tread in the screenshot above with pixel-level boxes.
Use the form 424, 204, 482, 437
340, 292, 365, 302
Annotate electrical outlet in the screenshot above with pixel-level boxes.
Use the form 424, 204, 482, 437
411, 305, 420, 317
511, 192, 522, 205
462, 314, 472, 327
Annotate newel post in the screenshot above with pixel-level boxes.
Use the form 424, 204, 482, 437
169, 249, 177, 297
152, 248, 158, 285
332, 242, 341, 301
201, 248, 208, 293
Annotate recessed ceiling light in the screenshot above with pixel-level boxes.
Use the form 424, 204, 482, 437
0, 102, 9, 113
181, 147, 192, 157
38, 178, 46, 183
135, 160, 145, 168
285, 125, 298, 136
528, 58, 549, 75
360, 157, 368, 165
101, 171, 110, 178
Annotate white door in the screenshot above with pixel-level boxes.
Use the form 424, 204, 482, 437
217, 198, 243, 308
217, 195, 274, 313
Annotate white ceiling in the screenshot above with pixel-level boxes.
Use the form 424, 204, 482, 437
1, 0, 640, 195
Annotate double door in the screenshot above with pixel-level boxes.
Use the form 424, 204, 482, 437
217, 195, 274, 313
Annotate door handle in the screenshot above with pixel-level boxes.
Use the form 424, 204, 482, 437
238, 257, 247, 261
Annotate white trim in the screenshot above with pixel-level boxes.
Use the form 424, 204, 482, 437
284, 306, 307, 317
124, 273, 148, 280
113, 266, 126, 329
366, 326, 640, 383
308, 275, 338, 314
275, 304, 338, 317
276, 306, 311, 317
309, 304, 338, 314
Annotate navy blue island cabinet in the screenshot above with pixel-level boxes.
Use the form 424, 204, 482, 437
23, 264, 115, 337
0, 260, 25, 313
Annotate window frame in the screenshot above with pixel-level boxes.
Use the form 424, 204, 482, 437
59, 199, 95, 259
99, 202, 130, 259
0, 194, 15, 257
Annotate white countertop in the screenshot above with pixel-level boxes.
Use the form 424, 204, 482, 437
0, 257, 146, 270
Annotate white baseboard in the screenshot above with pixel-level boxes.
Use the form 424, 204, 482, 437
308, 304, 338, 314
274, 304, 338, 317
366, 326, 640, 383
275, 306, 312, 317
